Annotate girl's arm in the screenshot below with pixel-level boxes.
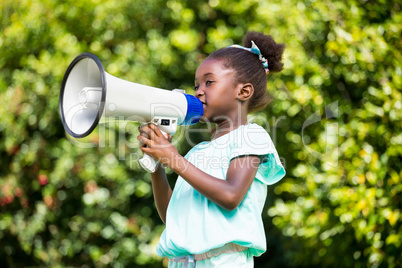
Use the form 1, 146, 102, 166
172, 154, 260, 210
150, 164, 172, 223
138, 127, 172, 223
138, 124, 260, 211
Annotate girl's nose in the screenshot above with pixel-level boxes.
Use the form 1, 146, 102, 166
195, 87, 204, 97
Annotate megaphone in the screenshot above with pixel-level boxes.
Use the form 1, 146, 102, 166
59, 52, 203, 173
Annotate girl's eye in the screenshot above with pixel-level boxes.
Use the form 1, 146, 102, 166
206, 81, 213, 86
194, 85, 199, 90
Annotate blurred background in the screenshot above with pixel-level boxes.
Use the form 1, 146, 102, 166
0, 0, 401, 267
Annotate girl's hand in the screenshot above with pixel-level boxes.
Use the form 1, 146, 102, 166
137, 123, 177, 168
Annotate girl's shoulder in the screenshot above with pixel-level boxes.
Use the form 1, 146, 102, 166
234, 123, 271, 145
216, 123, 269, 142
240, 123, 268, 135
229, 123, 276, 154
184, 123, 272, 157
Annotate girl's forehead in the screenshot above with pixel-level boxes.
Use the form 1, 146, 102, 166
198, 58, 223, 70
195, 58, 233, 79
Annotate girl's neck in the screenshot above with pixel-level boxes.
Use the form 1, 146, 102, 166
211, 116, 248, 140
210, 99, 250, 140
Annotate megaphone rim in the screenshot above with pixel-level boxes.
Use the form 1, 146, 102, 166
59, 52, 107, 138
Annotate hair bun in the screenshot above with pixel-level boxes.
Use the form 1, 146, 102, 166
243, 32, 285, 73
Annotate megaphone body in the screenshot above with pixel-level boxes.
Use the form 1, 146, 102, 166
60, 52, 203, 172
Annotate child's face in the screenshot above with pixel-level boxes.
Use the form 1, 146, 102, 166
194, 58, 240, 124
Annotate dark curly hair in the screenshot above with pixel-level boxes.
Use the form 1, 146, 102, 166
207, 32, 285, 113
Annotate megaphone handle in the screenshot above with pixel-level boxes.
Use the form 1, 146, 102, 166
139, 153, 158, 173
138, 129, 168, 173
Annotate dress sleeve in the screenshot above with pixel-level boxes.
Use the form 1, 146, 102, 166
228, 124, 286, 185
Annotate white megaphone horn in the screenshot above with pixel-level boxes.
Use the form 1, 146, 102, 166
59, 52, 203, 173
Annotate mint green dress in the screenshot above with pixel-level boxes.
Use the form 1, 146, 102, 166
156, 123, 286, 267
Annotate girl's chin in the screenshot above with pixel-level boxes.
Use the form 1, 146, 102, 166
199, 116, 208, 123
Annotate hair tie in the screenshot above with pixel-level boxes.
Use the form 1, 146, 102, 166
230, 41, 269, 74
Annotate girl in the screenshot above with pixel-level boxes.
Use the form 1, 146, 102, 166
137, 31, 286, 267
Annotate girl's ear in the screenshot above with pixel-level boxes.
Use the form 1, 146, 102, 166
236, 83, 254, 102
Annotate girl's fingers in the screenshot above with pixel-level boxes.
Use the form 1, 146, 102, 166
138, 123, 171, 144
140, 146, 151, 154
149, 123, 163, 137
138, 127, 150, 147
137, 135, 152, 147
167, 134, 173, 142
138, 137, 146, 148
139, 124, 158, 140
139, 130, 150, 139
149, 124, 172, 142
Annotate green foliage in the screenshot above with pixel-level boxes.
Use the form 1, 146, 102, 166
0, 0, 401, 267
